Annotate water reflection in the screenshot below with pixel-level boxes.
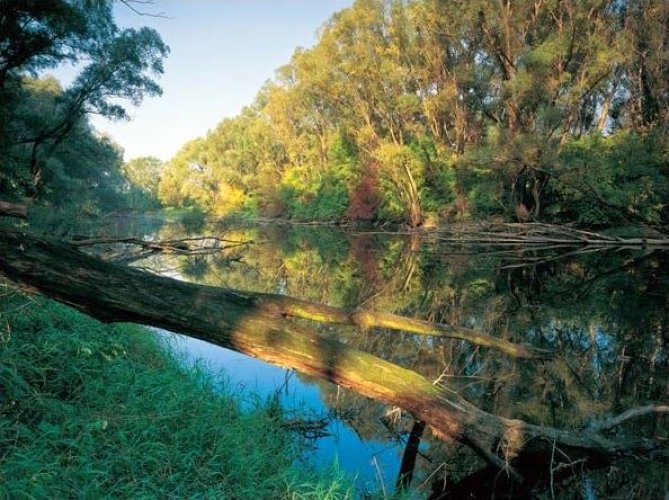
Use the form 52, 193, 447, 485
159, 332, 409, 492
141, 221, 667, 498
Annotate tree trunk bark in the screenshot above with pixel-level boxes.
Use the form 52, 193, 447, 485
0, 201, 28, 219
0, 229, 666, 482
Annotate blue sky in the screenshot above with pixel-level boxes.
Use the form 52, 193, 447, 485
54, 1, 352, 161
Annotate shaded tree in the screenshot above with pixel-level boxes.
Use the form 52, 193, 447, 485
0, 0, 168, 204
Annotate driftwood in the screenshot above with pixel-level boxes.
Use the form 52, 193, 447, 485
70, 235, 251, 263
70, 235, 252, 253
430, 222, 669, 247
0, 229, 667, 486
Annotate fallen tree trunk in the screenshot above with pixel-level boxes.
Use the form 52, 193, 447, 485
70, 236, 551, 359
0, 229, 666, 483
431, 222, 669, 247
0, 201, 28, 219
245, 294, 550, 359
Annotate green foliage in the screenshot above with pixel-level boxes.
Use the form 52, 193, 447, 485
311, 175, 350, 221
153, 0, 666, 227
69, 26, 167, 120
0, 75, 132, 212
0, 1, 168, 213
374, 142, 424, 224
241, 195, 261, 218
0, 1, 95, 80
122, 156, 164, 210
177, 206, 207, 231
550, 132, 669, 224
456, 149, 504, 219
0, 295, 352, 498
412, 140, 456, 215
12, 0, 663, 227
14, 0, 659, 228
277, 164, 350, 221
314, 134, 359, 221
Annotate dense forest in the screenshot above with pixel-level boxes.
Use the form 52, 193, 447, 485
2, 0, 668, 228
159, 0, 669, 227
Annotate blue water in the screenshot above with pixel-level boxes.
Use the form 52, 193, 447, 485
159, 331, 406, 492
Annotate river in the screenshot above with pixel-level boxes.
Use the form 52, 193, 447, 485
129, 217, 667, 498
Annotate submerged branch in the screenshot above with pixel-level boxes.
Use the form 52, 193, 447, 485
432, 223, 669, 247
70, 235, 251, 262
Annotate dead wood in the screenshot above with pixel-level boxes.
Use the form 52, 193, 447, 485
69, 235, 251, 263
432, 223, 669, 247
0, 201, 28, 219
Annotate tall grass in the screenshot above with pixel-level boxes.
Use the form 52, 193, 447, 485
0, 294, 352, 498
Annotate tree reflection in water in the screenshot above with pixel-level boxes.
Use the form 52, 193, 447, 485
147, 221, 668, 498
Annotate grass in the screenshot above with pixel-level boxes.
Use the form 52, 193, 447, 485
0, 293, 353, 499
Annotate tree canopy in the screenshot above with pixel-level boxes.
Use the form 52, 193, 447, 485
0, 0, 168, 212
158, 0, 669, 227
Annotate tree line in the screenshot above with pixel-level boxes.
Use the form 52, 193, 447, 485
159, 0, 669, 227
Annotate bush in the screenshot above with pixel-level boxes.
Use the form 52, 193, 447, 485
551, 132, 669, 224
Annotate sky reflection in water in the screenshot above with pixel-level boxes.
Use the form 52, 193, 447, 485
159, 331, 408, 492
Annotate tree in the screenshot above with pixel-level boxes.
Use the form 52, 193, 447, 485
151, 0, 668, 227
0, 0, 168, 201
122, 156, 163, 209
0, 0, 97, 91
618, 0, 669, 129
1, 75, 128, 212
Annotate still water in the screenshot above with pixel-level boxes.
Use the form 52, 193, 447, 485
137, 219, 667, 498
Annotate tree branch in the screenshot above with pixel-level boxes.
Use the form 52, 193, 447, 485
118, 0, 168, 18
587, 405, 669, 433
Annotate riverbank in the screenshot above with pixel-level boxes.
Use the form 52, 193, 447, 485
0, 293, 351, 498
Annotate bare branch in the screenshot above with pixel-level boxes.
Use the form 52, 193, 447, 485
70, 235, 251, 262
0, 201, 28, 219
587, 405, 669, 433
118, 0, 169, 19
